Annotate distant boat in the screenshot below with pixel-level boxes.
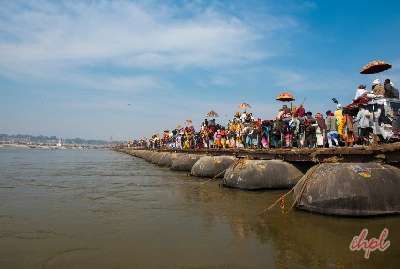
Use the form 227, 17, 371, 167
56, 138, 66, 149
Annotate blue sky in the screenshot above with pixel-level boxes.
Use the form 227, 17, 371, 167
1, 0, 399, 140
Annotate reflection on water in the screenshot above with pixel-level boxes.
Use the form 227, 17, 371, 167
0, 148, 399, 269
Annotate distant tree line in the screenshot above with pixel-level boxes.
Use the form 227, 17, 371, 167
0, 133, 120, 145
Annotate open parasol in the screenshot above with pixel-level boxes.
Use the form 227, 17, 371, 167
359, 60, 393, 144
360, 60, 392, 74
206, 110, 219, 118
276, 92, 295, 102
239, 102, 251, 110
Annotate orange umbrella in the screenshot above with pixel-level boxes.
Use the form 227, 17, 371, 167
206, 110, 219, 117
276, 92, 295, 102
360, 60, 392, 74
239, 102, 251, 109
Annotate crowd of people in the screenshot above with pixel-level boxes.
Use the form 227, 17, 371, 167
133, 78, 399, 150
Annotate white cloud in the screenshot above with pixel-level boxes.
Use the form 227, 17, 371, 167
0, 0, 292, 91
0, 0, 302, 139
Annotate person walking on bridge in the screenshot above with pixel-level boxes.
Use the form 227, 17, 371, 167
325, 110, 338, 147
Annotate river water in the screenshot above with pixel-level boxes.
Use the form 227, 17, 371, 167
0, 148, 399, 269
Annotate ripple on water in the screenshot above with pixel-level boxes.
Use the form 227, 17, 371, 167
41, 248, 101, 269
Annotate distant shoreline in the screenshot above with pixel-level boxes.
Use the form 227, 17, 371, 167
0, 143, 111, 149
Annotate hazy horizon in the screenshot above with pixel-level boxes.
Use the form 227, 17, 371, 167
0, 132, 122, 143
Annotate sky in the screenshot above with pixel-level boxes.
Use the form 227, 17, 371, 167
1, 0, 400, 140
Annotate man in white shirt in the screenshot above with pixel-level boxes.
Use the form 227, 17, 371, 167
240, 112, 247, 123
354, 84, 368, 100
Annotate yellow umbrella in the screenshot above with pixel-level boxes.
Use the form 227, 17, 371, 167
276, 92, 295, 102
276, 91, 296, 111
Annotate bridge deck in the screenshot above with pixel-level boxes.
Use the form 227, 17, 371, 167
151, 143, 400, 163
